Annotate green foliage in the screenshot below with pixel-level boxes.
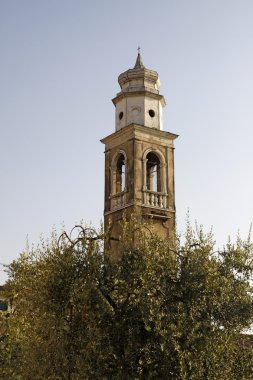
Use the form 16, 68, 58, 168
1, 218, 253, 379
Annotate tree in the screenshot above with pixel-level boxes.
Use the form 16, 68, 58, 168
2, 218, 253, 379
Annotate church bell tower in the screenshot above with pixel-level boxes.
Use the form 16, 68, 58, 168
101, 52, 178, 246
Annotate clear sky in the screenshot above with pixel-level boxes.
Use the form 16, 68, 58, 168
1, 0, 253, 283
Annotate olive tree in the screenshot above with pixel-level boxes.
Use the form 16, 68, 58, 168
2, 218, 253, 379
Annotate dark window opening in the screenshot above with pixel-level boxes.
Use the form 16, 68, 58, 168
149, 109, 155, 118
146, 152, 161, 192
0, 300, 7, 311
116, 154, 125, 193
119, 112, 124, 120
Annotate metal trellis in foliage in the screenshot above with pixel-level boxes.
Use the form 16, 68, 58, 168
57, 225, 105, 251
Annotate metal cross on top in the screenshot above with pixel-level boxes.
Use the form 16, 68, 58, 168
137, 46, 141, 54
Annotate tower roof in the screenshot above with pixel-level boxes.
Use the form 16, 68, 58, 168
134, 52, 145, 69
117, 52, 160, 94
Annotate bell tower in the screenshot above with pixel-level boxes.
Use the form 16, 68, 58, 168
101, 52, 178, 247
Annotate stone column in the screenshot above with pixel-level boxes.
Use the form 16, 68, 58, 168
134, 139, 143, 204
104, 149, 111, 213
166, 145, 175, 210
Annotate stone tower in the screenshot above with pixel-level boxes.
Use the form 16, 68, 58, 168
101, 52, 178, 248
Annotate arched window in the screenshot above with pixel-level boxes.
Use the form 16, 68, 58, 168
110, 151, 127, 210
111, 151, 127, 196
146, 152, 161, 192
116, 154, 125, 193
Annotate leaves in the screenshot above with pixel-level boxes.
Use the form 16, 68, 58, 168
1, 219, 253, 379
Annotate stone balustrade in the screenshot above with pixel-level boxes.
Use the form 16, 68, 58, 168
143, 191, 167, 209
110, 191, 167, 210
110, 192, 126, 210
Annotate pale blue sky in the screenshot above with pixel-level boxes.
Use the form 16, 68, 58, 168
1, 0, 253, 283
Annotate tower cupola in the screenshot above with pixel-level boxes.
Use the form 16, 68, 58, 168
113, 52, 166, 131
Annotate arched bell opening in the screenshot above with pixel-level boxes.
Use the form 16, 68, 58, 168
142, 148, 167, 209
116, 154, 126, 193
146, 152, 161, 192
110, 151, 127, 211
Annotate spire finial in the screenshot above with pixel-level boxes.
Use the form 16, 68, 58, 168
134, 47, 145, 69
